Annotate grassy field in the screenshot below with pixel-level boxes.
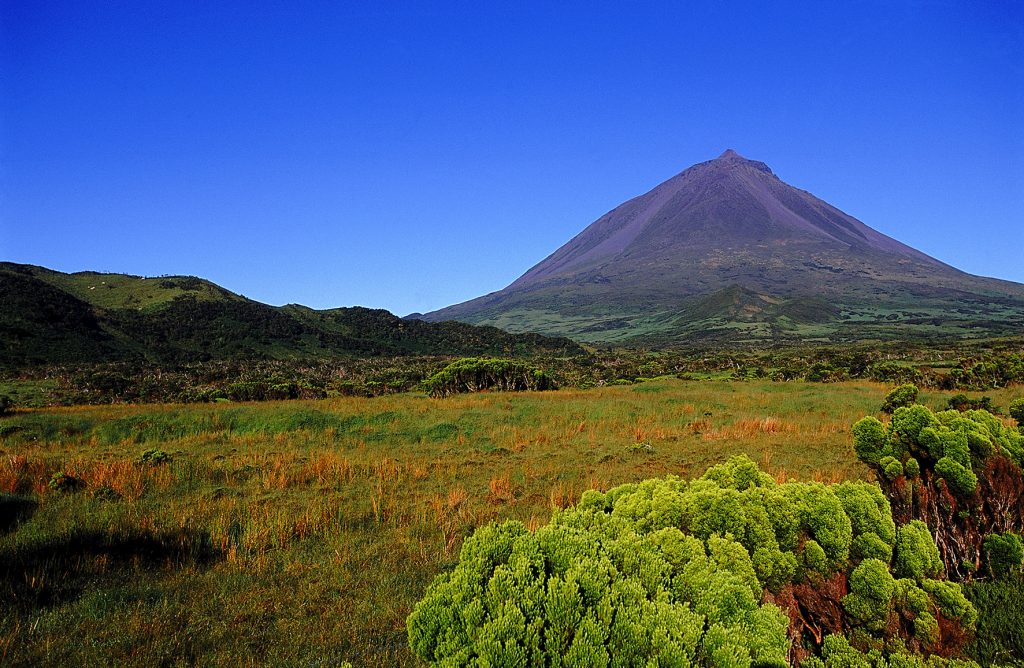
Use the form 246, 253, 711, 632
2, 379, 1022, 666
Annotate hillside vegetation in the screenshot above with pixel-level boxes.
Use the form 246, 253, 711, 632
0, 263, 583, 367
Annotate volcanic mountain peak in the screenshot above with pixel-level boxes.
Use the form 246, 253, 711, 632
711, 148, 772, 173
424, 150, 1024, 344
507, 149, 936, 291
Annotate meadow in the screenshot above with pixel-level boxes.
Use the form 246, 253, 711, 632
2, 379, 1022, 666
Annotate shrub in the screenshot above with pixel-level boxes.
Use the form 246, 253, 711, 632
869, 361, 923, 386
893, 521, 942, 580
48, 471, 83, 493
853, 417, 887, 466
853, 402, 1024, 581
0, 394, 13, 416
422, 358, 554, 398
881, 384, 919, 414
408, 457, 977, 666
842, 558, 896, 630
803, 633, 978, 668
982, 532, 1023, 578
946, 394, 997, 414
880, 456, 904, 480
139, 448, 171, 465
964, 574, 1024, 665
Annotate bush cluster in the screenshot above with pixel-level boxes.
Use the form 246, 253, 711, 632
408, 457, 977, 667
945, 394, 997, 414
854, 403, 1024, 580
422, 358, 554, 398
939, 354, 1024, 391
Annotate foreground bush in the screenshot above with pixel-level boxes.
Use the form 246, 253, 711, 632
854, 404, 1024, 580
422, 358, 554, 398
408, 457, 978, 667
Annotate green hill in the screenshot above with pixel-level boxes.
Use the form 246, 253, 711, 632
0, 263, 584, 367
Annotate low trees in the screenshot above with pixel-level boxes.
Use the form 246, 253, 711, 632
422, 358, 554, 398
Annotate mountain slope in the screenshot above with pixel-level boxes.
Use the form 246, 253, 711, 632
0, 263, 584, 367
424, 150, 1024, 343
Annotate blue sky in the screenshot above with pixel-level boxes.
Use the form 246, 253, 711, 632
2, 1, 1021, 315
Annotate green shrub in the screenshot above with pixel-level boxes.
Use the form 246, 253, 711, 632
807, 633, 978, 668
881, 384, 918, 414
920, 579, 977, 629
982, 532, 1023, 578
964, 574, 1024, 665
409, 456, 977, 666
139, 448, 171, 465
842, 558, 896, 630
853, 402, 1024, 581
869, 362, 923, 386
893, 521, 942, 580
422, 358, 554, 398
946, 394, 997, 414
880, 456, 904, 480
407, 520, 782, 667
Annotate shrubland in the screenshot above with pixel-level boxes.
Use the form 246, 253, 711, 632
3, 337, 1023, 409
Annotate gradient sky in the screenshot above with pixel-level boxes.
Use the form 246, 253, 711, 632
2, 1, 1021, 315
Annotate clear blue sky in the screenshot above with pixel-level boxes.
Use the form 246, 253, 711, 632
2, 1, 1021, 315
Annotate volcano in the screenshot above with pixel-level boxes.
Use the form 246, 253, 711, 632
423, 150, 1024, 344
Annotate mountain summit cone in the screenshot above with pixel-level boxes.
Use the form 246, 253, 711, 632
424, 151, 1024, 344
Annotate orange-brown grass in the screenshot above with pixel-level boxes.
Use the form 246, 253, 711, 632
73, 459, 166, 501
1, 378, 1020, 666
304, 450, 354, 485
0, 455, 46, 495
487, 474, 515, 504
549, 481, 579, 510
